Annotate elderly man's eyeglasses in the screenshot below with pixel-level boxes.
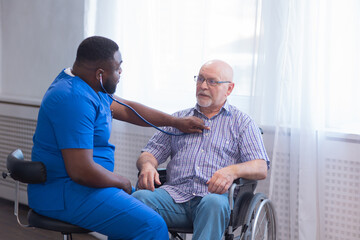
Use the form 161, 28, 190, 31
194, 75, 231, 86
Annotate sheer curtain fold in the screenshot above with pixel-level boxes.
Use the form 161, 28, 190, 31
264, 0, 321, 238
257, 0, 359, 239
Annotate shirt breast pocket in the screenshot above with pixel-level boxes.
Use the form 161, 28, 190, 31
212, 138, 238, 162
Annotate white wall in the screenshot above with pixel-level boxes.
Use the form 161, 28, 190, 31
0, 0, 85, 103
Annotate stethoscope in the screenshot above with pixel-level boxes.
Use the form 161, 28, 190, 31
99, 74, 185, 136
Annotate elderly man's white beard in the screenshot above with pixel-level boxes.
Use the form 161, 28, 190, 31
196, 96, 212, 108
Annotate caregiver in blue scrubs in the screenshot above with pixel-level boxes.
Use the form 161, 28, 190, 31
28, 36, 207, 240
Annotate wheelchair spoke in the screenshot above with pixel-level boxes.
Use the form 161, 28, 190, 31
252, 202, 277, 240
251, 200, 276, 240
254, 214, 266, 238
226, 190, 276, 240
238, 229, 245, 240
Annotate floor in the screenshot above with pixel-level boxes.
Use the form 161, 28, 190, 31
0, 197, 99, 240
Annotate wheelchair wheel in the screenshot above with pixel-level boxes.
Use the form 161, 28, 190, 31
240, 193, 276, 240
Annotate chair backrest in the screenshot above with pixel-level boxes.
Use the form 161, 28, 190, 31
7, 149, 46, 184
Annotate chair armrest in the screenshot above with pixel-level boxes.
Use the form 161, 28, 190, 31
228, 178, 258, 229
156, 168, 167, 188
233, 178, 258, 188
229, 178, 258, 208
231, 178, 258, 196
7, 149, 46, 184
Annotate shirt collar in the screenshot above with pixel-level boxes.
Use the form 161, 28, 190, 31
64, 67, 75, 77
194, 100, 231, 117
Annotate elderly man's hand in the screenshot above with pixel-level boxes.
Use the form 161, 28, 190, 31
207, 166, 236, 194
137, 165, 161, 191
174, 116, 210, 133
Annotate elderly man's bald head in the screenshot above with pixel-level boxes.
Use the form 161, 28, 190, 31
200, 59, 234, 83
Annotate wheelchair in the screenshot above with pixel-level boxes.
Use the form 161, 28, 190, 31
2, 149, 91, 240
141, 168, 277, 240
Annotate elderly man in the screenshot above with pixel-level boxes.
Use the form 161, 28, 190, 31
133, 59, 270, 240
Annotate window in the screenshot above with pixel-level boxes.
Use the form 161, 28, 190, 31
86, 0, 262, 114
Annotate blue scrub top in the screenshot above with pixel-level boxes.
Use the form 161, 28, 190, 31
28, 69, 115, 211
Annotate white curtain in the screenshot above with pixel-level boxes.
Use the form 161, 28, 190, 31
255, 0, 360, 239
86, 0, 360, 239
85, 0, 261, 114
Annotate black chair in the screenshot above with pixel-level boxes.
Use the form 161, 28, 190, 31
142, 168, 276, 240
2, 149, 91, 240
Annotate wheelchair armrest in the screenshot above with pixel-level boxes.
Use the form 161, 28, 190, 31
229, 178, 258, 229
231, 178, 258, 196
229, 178, 257, 207
233, 178, 258, 188
157, 168, 167, 176
156, 168, 167, 188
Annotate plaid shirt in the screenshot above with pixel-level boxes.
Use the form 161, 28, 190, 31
142, 101, 270, 203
